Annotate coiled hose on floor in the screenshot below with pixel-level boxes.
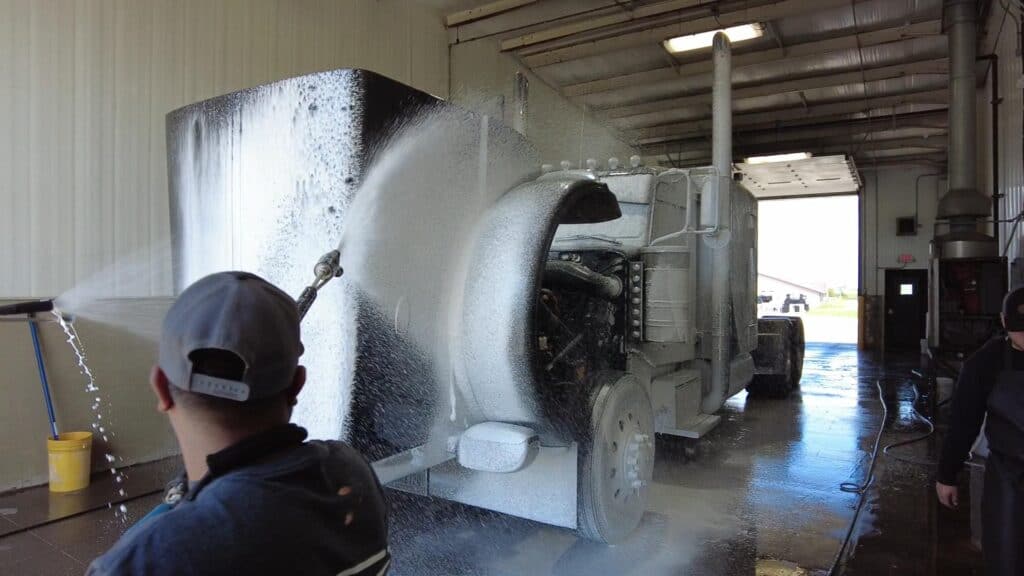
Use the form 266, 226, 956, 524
827, 380, 887, 576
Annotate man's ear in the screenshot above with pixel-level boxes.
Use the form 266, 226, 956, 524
1002, 313, 1007, 330
151, 365, 175, 413
287, 366, 307, 406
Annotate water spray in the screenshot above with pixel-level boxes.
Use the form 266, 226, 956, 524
296, 249, 344, 320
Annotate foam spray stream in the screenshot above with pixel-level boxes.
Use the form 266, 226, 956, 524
53, 310, 130, 522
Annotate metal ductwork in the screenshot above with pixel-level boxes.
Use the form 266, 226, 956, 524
935, 0, 995, 258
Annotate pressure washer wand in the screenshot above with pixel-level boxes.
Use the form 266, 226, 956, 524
0, 299, 54, 316
296, 249, 344, 321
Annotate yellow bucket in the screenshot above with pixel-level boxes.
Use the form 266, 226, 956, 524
47, 432, 93, 493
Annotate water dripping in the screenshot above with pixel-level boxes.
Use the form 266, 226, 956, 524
52, 310, 130, 518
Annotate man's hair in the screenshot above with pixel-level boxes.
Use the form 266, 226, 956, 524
169, 349, 291, 426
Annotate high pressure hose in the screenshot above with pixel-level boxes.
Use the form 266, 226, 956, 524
828, 375, 940, 575
828, 379, 888, 575
0, 299, 54, 316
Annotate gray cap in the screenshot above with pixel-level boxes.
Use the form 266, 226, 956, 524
159, 271, 303, 402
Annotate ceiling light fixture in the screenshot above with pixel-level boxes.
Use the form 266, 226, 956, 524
744, 152, 812, 164
663, 23, 764, 54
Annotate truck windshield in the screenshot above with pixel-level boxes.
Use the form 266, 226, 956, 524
552, 202, 649, 247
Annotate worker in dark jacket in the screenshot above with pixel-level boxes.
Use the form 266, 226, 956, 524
87, 271, 389, 576
936, 286, 1024, 576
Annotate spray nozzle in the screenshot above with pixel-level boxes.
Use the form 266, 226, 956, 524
0, 299, 54, 316
296, 249, 345, 321
313, 250, 344, 282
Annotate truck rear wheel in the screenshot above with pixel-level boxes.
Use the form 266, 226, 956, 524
577, 372, 654, 544
748, 317, 804, 398
789, 317, 805, 389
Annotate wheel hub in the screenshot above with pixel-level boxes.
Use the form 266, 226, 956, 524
604, 405, 654, 505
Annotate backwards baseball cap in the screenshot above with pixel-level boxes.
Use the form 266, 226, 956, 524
1003, 286, 1024, 332
159, 271, 303, 402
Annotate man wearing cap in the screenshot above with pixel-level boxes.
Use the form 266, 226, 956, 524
936, 286, 1024, 575
87, 271, 389, 576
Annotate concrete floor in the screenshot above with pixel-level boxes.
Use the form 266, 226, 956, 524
0, 343, 986, 575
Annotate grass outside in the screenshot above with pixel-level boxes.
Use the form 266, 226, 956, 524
807, 296, 858, 318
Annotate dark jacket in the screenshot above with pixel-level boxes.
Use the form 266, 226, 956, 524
937, 337, 1024, 485
87, 425, 389, 576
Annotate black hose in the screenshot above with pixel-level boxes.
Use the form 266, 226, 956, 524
543, 260, 623, 299
0, 299, 54, 316
882, 380, 936, 467
828, 380, 887, 575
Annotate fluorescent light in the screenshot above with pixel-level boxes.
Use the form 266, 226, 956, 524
744, 152, 812, 164
663, 23, 764, 54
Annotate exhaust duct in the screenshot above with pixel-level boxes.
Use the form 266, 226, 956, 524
935, 0, 995, 258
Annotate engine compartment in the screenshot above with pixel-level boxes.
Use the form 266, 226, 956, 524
533, 250, 629, 438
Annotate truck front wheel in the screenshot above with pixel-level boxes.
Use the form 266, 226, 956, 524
577, 372, 655, 544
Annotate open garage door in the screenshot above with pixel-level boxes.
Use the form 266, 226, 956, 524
757, 195, 860, 344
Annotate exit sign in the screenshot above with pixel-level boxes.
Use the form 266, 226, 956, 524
898, 253, 915, 264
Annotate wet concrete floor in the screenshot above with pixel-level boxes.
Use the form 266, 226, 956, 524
385, 343, 984, 575
0, 343, 986, 575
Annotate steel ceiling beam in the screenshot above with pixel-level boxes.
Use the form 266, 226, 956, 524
634, 90, 949, 144
607, 61, 948, 127
662, 149, 947, 169
499, 0, 716, 50
562, 20, 941, 97
644, 125, 948, 156
445, 0, 538, 27
639, 107, 949, 149
653, 135, 948, 163
448, 0, 633, 45
519, 0, 854, 67
617, 74, 948, 131
639, 109, 949, 155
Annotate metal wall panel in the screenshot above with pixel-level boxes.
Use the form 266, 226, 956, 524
989, 2, 1024, 267
862, 165, 943, 295
450, 36, 637, 169
0, 0, 449, 297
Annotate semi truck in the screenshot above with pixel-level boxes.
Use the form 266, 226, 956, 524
167, 33, 803, 544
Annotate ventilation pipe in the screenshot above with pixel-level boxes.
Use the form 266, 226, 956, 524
701, 31, 733, 414
935, 0, 995, 258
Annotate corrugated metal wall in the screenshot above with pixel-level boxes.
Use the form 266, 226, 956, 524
861, 165, 943, 295
988, 1, 1024, 271
0, 0, 449, 298
450, 37, 637, 167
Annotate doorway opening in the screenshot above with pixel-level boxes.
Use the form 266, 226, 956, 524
884, 268, 928, 351
757, 195, 860, 344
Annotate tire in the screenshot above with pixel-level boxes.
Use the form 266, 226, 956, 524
789, 317, 805, 389
746, 373, 792, 398
577, 372, 655, 544
748, 316, 802, 398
